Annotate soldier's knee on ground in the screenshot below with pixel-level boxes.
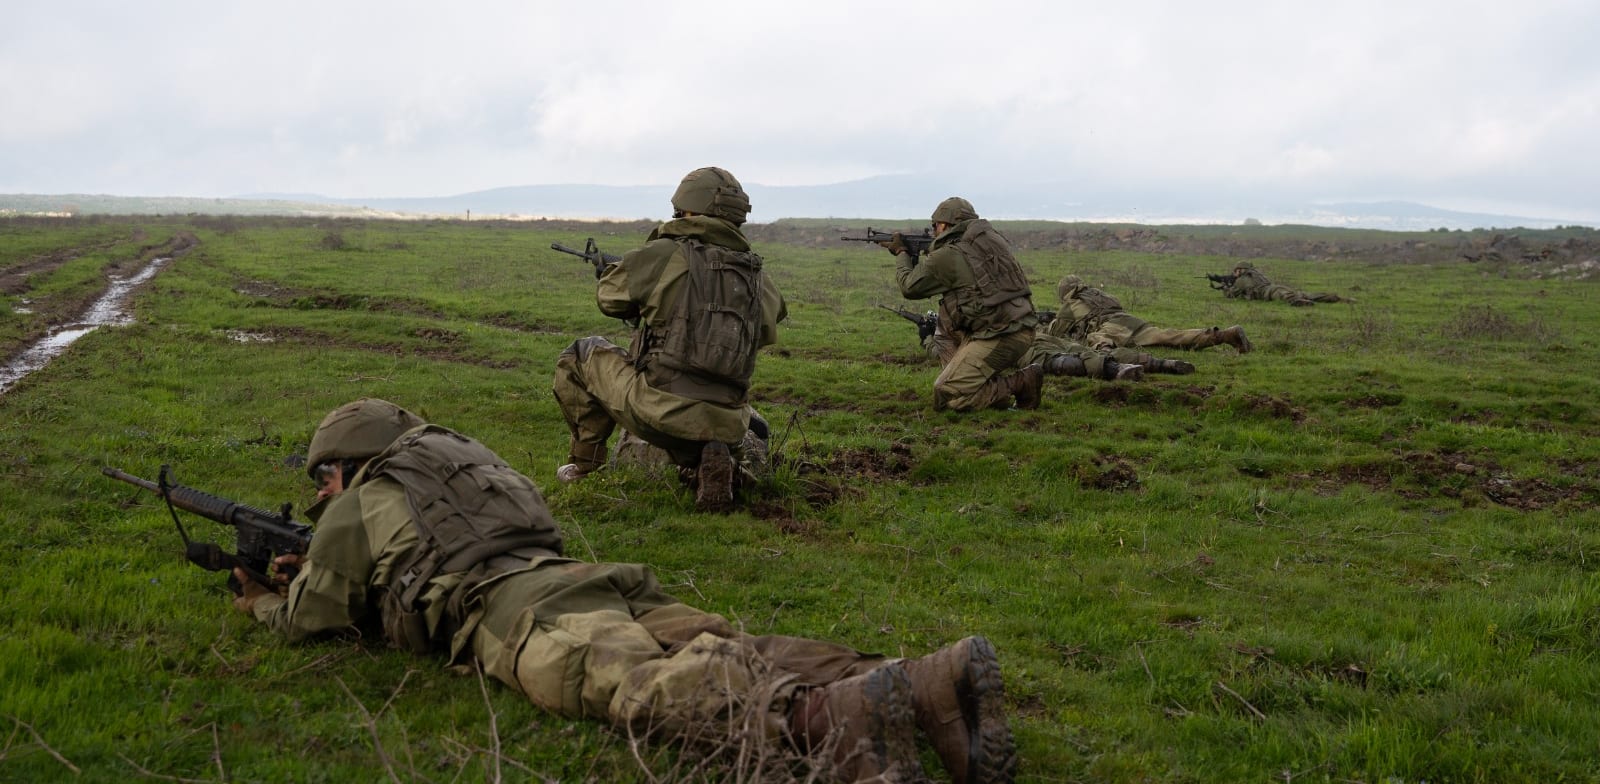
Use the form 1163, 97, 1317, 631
559, 335, 616, 367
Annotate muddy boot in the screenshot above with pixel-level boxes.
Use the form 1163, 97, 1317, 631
1041, 355, 1088, 377
556, 440, 607, 484
1147, 358, 1196, 375
1217, 325, 1252, 354
737, 426, 770, 483
900, 636, 1017, 784
1007, 364, 1044, 409
791, 665, 929, 784
1104, 361, 1144, 382
693, 440, 736, 513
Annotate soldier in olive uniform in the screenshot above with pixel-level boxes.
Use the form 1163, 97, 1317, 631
880, 197, 1045, 411
552, 167, 784, 511
920, 318, 1175, 379
1219, 261, 1347, 306
234, 399, 1018, 784
1054, 275, 1252, 353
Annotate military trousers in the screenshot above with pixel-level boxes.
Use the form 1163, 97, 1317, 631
553, 336, 749, 469
469, 560, 884, 741
931, 328, 1034, 411
1018, 333, 1136, 378
1088, 316, 1222, 351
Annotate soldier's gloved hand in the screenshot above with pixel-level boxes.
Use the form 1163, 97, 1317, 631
876, 232, 907, 256
917, 316, 937, 342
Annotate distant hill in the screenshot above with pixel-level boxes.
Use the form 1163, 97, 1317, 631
4, 177, 1589, 231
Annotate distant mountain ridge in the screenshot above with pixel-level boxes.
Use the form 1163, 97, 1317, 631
5, 176, 1588, 231
238, 175, 1597, 231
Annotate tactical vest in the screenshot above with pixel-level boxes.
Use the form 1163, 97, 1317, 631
646, 239, 765, 406
1062, 286, 1124, 336
938, 220, 1034, 334
364, 425, 565, 653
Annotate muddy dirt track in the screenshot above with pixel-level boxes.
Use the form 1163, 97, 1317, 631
0, 232, 198, 393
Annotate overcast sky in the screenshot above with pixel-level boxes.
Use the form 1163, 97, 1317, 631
3, 0, 1597, 222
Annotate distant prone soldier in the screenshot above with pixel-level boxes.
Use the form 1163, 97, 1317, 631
914, 316, 1198, 380
1053, 275, 1252, 353
1213, 262, 1349, 307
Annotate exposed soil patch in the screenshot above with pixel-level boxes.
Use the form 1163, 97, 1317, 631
1481, 475, 1598, 511
1074, 455, 1141, 491
1241, 394, 1307, 422
1296, 449, 1600, 511
747, 443, 917, 528
872, 351, 932, 367
2, 248, 81, 296
2, 233, 198, 393
817, 442, 917, 482
1090, 384, 1132, 405
1345, 393, 1404, 409
225, 325, 521, 369
759, 391, 868, 415
480, 312, 570, 335
0, 230, 153, 295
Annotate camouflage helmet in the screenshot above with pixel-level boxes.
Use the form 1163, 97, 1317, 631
305, 398, 425, 479
931, 197, 978, 225
671, 166, 752, 225
1234, 261, 1255, 271
1057, 274, 1084, 302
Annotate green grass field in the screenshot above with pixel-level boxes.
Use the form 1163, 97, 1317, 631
1, 216, 1597, 783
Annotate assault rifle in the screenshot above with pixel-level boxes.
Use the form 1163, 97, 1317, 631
1204, 273, 1237, 291
102, 465, 311, 595
877, 304, 938, 341
1036, 309, 1056, 326
841, 228, 936, 260
551, 238, 621, 279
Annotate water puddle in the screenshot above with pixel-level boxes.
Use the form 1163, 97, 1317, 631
0, 258, 170, 395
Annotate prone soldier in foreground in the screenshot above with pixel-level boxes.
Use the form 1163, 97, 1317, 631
231, 398, 1018, 784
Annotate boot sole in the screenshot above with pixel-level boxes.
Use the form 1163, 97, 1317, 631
959, 637, 1018, 784
859, 666, 930, 784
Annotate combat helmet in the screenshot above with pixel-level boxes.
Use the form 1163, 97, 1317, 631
306, 398, 425, 479
931, 197, 979, 225
671, 167, 752, 225
1234, 261, 1256, 271
1057, 274, 1084, 302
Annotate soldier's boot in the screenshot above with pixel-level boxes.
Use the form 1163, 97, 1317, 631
1147, 357, 1197, 375
556, 441, 607, 484
693, 440, 736, 513
790, 664, 930, 784
1104, 361, 1144, 382
1006, 364, 1045, 410
1041, 355, 1089, 377
899, 636, 1018, 784
1217, 325, 1252, 354
737, 426, 770, 484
